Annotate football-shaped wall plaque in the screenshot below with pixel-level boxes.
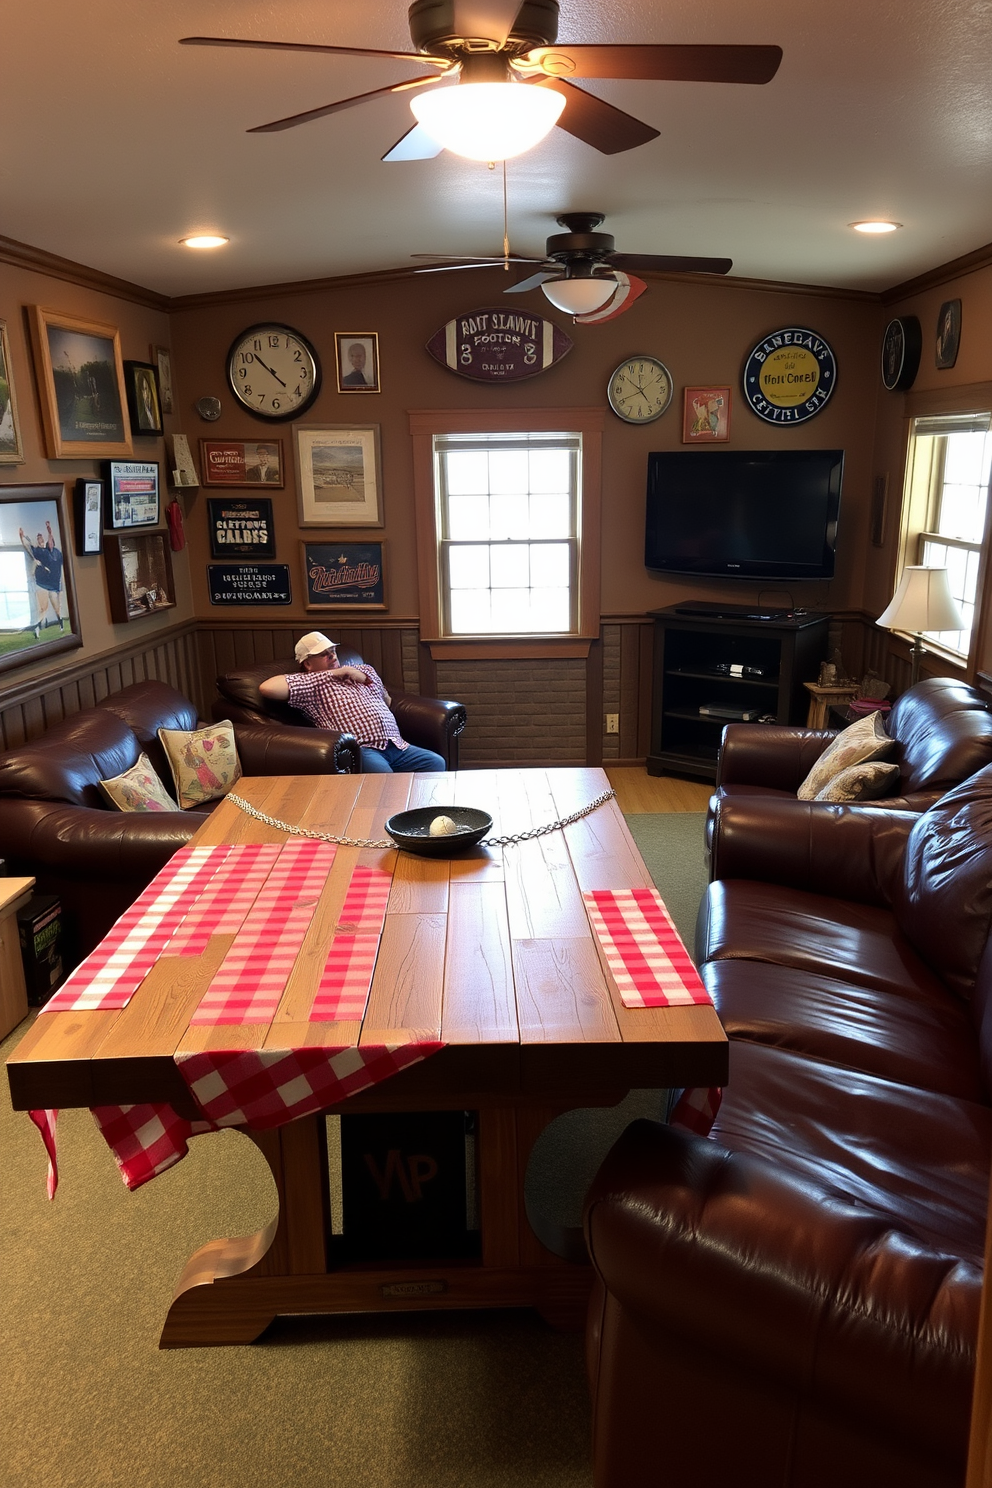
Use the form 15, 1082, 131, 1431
426, 308, 573, 382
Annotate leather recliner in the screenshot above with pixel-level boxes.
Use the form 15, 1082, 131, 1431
0, 679, 359, 964
212, 647, 467, 769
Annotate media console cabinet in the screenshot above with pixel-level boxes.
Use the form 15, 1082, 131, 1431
646, 606, 830, 781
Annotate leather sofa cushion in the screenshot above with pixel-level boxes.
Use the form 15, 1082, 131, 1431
699, 879, 949, 1000
0, 709, 140, 808
712, 1041, 991, 1258
705, 957, 985, 1102
97, 680, 200, 785
887, 675, 992, 793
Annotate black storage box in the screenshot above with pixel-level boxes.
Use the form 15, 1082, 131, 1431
17, 893, 63, 1005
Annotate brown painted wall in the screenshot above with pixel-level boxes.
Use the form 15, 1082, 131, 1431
0, 260, 194, 691
170, 270, 884, 628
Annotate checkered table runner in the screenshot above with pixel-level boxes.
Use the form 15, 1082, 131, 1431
190, 839, 337, 1025
167, 843, 282, 955
308, 866, 393, 1022
583, 887, 712, 1008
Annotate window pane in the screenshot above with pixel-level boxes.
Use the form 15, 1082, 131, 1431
528, 588, 571, 631
445, 451, 489, 495
448, 545, 490, 589
488, 451, 529, 494
450, 588, 491, 632
529, 493, 571, 538
937, 483, 987, 541
529, 449, 571, 494
489, 493, 528, 541
529, 542, 571, 587
490, 545, 530, 588
447, 495, 490, 540
943, 431, 989, 488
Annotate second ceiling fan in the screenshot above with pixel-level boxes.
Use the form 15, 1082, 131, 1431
181, 0, 783, 161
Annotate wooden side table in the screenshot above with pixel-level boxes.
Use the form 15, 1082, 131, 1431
803, 682, 860, 730
0, 876, 35, 1039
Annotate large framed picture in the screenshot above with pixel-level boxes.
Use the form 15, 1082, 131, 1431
103, 461, 160, 529
0, 483, 82, 672
200, 438, 285, 488
334, 332, 379, 393
123, 360, 163, 437
0, 321, 25, 464
303, 541, 386, 610
207, 497, 275, 559
295, 425, 383, 527
103, 531, 175, 624
28, 307, 132, 458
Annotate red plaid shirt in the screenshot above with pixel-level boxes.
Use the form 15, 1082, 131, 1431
286, 664, 406, 750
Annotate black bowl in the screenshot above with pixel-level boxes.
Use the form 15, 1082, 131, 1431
384, 806, 493, 857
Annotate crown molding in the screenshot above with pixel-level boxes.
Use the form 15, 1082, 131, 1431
0, 233, 170, 312
882, 239, 992, 303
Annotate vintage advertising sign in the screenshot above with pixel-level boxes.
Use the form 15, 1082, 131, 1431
207, 498, 275, 559
303, 542, 385, 610
199, 438, 285, 488
742, 327, 837, 425
207, 563, 292, 605
425, 308, 572, 382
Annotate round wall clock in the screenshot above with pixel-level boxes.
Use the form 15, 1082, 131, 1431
226, 323, 322, 421
607, 356, 673, 423
742, 327, 837, 425
881, 315, 922, 391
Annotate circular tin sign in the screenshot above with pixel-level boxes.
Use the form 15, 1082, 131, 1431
426, 307, 573, 382
742, 327, 838, 425
881, 315, 922, 391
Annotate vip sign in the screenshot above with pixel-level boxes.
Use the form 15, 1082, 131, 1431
742, 327, 838, 425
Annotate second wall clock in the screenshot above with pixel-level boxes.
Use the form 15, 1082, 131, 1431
226, 323, 322, 421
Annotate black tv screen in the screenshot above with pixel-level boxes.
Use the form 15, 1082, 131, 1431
645, 449, 843, 580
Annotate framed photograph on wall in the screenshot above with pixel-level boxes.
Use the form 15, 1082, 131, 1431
200, 438, 285, 488
123, 360, 163, 436
0, 321, 25, 464
103, 531, 175, 624
103, 461, 160, 530
295, 425, 382, 527
334, 332, 379, 393
73, 478, 103, 555
935, 299, 962, 370
28, 306, 133, 459
303, 541, 386, 610
153, 345, 174, 414
0, 483, 82, 672
207, 497, 275, 559
683, 386, 731, 442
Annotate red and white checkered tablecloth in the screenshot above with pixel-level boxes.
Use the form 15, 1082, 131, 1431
167, 843, 282, 956
309, 866, 393, 1022
583, 887, 712, 1008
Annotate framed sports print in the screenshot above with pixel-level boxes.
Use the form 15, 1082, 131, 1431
935, 300, 962, 370
123, 361, 163, 436
295, 425, 383, 527
0, 321, 25, 464
28, 307, 133, 458
103, 461, 160, 530
334, 333, 380, 393
73, 478, 103, 555
0, 483, 82, 672
303, 541, 386, 609
207, 497, 276, 559
683, 386, 731, 442
199, 439, 285, 488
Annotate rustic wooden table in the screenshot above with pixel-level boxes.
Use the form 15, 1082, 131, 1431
7, 768, 727, 1348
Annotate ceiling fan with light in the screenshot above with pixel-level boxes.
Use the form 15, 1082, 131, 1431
415, 211, 733, 317
180, 0, 782, 163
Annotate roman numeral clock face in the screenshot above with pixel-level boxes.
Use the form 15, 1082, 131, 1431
607, 356, 673, 424
226, 323, 322, 421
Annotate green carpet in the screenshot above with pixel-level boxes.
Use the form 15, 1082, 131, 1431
1, 813, 709, 1488
624, 812, 708, 949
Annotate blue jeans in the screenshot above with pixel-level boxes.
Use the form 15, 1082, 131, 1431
360, 741, 446, 773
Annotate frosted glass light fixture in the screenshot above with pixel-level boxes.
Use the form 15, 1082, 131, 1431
541, 277, 616, 314
850, 221, 901, 234
411, 82, 565, 161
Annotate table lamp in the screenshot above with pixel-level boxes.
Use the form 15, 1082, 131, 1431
876, 566, 965, 684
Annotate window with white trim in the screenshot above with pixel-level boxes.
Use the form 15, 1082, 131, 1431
433, 431, 581, 636
900, 412, 992, 662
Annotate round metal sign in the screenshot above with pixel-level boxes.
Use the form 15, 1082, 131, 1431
742, 327, 838, 425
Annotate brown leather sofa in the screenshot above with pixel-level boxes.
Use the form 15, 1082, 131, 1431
0, 679, 359, 964
584, 769, 992, 1488
213, 647, 467, 769
707, 677, 992, 849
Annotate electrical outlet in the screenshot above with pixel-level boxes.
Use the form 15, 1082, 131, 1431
605, 713, 619, 735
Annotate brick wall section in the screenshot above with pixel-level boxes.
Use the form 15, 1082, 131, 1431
434, 659, 587, 764
601, 624, 622, 760
400, 628, 421, 694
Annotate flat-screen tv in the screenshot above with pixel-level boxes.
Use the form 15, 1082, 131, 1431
645, 449, 843, 581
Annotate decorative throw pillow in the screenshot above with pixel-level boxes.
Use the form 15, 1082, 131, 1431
99, 752, 178, 812
157, 722, 242, 810
797, 710, 894, 800
813, 760, 901, 803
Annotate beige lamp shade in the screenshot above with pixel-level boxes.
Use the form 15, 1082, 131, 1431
877, 566, 965, 633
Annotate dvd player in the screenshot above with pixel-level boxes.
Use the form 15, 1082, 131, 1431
674, 602, 796, 621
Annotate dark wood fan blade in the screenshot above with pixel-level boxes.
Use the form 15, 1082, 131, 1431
180, 36, 450, 67
452, 1, 524, 47
505, 269, 560, 293
382, 126, 444, 162
534, 78, 659, 154
248, 75, 442, 133
610, 253, 733, 275
523, 44, 782, 85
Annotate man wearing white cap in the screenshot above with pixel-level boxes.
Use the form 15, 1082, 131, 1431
259, 632, 446, 773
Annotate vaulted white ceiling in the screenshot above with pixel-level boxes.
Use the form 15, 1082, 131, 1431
7, 0, 992, 298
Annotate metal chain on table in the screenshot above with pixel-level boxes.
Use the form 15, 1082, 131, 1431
225, 787, 617, 851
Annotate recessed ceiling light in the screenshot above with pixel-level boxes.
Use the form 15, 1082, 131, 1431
180, 234, 229, 249
850, 220, 902, 234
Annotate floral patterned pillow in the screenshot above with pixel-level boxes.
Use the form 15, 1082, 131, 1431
813, 759, 901, 803
99, 752, 178, 812
157, 722, 242, 810
797, 710, 894, 800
